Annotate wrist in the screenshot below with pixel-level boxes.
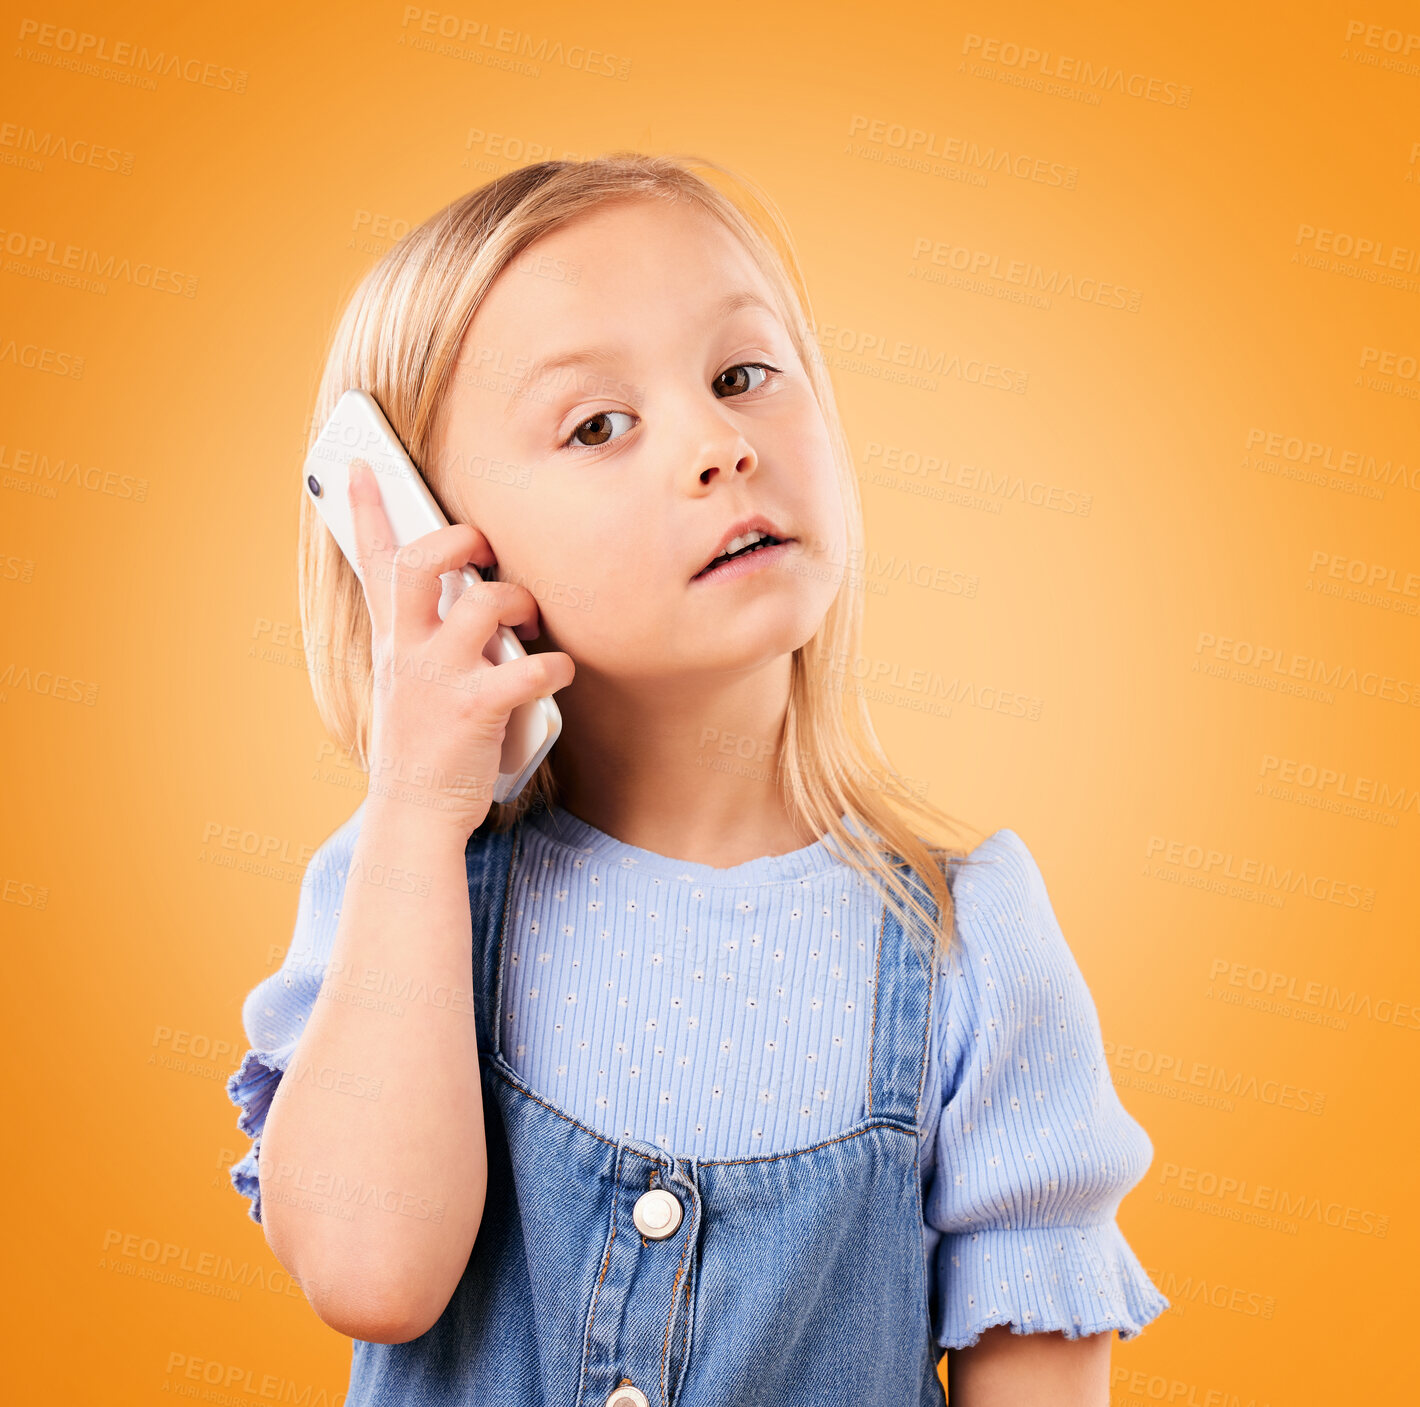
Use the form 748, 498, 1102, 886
360, 792, 485, 852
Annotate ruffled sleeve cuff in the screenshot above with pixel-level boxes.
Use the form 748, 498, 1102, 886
934, 1221, 1170, 1349
224, 1043, 296, 1225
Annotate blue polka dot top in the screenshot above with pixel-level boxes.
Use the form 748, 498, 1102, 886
226, 801, 1170, 1348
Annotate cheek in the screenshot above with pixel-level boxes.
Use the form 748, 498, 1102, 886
503, 503, 664, 651
784, 412, 846, 546
539, 571, 668, 670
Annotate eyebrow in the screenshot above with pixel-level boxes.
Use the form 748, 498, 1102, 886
500, 288, 780, 415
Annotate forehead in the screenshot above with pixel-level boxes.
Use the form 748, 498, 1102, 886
472, 195, 780, 342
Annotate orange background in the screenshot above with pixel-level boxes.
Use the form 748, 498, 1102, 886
4, 2, 1416, 1402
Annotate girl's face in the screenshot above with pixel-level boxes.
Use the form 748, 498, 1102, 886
430, 195, 848, 682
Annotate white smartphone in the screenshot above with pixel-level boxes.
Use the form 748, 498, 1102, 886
302, 388, 562, 805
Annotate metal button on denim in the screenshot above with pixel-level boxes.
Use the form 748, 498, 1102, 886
604, 1385, 649, 1407
631, 1188, 682, 1239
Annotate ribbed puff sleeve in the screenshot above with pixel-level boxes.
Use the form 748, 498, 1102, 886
223, 806, 364, 1224
925, 830, 1169, 1348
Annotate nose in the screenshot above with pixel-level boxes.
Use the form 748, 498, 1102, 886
685, 406, 758, 489
696, 451, 754, 485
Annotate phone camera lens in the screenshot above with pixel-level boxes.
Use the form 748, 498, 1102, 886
306, 474, 322, 498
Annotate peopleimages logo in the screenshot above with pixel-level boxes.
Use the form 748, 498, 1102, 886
1102, 1039, 1326, 1116
1209, 957, 1420, 1033
14, 19, 249, 93
1158, 1162, 1389, 1237
1343, 19, 1420, 58
909, 235, 1144, 312
960, 33, 1192, 106
1294, 222, 1420, 273
1192, 631, 1420, 709
0, 121, 135, 175
816, 322, 1029, 395
845, 115, 1078, 189
1145, 832, 1377, 909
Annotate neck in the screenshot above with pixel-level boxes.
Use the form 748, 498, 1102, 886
546, 653, 820, 868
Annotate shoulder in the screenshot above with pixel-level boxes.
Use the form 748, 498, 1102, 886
946, 827, 1052, 920
937, 828, 1099, 1042
944, 828, 1072, 956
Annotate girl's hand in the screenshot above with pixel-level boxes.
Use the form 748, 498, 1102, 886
346, 457, 574, 840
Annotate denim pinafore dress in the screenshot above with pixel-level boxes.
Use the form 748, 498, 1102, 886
346, 817, 947, 1406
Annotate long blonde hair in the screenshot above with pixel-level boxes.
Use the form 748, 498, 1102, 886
297, 152, 993, 970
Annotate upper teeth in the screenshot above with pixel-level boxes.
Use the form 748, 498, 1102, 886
721, 530, 773, 556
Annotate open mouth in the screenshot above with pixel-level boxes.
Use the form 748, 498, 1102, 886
694, 530, 791, 579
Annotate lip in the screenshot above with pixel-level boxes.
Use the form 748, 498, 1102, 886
692, 514, 796, 581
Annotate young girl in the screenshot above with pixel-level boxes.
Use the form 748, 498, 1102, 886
226, 154, 1168, 1406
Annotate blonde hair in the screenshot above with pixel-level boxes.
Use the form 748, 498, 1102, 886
298, 151, 992, 971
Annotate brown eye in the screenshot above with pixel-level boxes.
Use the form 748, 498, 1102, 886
566, 410, 634, 450
713, 363, 772, 397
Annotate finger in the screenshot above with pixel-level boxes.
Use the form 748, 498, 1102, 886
461, 649, 575, 723
390, 522, 495, 648
436, 578, 542, 661
347, 459, 399, 641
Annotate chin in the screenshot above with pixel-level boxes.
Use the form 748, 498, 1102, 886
712, 615, 823, 668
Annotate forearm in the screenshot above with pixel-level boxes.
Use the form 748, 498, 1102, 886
258, 800, 486, 1341
946, 1326, 1113, 1407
